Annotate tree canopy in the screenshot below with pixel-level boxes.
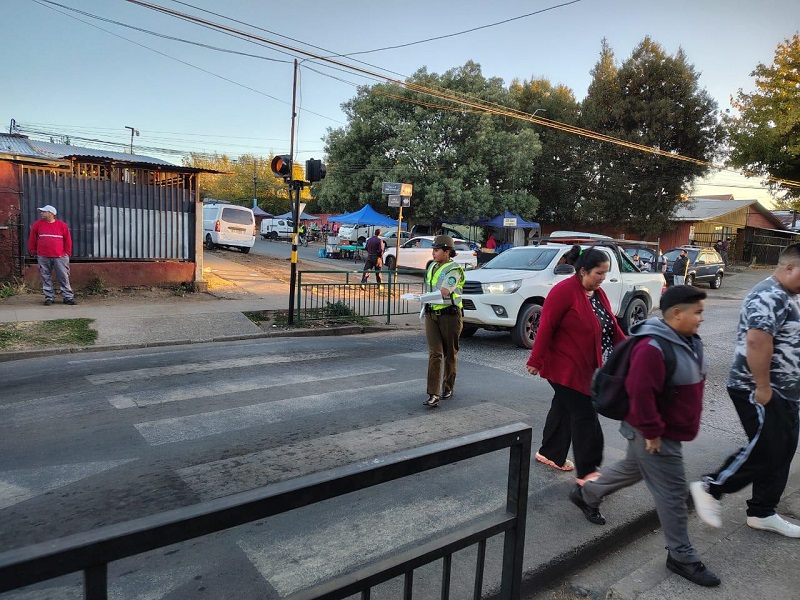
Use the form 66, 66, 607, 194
318, 62, 542, 224
725, 33, 800, 208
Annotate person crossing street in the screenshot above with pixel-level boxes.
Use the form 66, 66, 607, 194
423, 235, 465, 407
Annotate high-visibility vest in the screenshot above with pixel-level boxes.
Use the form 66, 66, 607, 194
425, 260, 465, 310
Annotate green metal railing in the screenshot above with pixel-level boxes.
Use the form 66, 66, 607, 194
297, 269, 426, 324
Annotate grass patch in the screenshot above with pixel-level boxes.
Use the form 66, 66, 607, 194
0, 319, 98, 350
243, 310, 272, 325
84, 276, 106, 296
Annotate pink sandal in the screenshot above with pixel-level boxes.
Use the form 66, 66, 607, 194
576, 471, 601, 486
535, 452, 574, 472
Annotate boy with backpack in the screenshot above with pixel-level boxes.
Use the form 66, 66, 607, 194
569, 285, 721, 587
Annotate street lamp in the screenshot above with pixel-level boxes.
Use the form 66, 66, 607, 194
124, 126, 139, 154
532, 108, 547, 118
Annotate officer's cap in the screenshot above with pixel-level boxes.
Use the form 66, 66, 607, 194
432, 235, 457, 257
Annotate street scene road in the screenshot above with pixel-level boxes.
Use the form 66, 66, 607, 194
3, 267, 793, 598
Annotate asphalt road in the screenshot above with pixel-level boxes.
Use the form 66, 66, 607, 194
0, 269, 768, 598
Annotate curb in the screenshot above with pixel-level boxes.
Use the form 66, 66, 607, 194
0, 323, 403, 363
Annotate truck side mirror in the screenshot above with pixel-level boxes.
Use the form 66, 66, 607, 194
554, 264, 575, 275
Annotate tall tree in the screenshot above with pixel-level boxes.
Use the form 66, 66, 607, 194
318, 62, 542, 224
725, 34, 800, 208
508, 77, 583, 223
580, 37, 722, 236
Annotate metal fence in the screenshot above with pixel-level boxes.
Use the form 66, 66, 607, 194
21, 166, 195, 260
0, 423, 532, 599
297, 269, 427, 324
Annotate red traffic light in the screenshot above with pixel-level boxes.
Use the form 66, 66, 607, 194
270, 155, 292, 178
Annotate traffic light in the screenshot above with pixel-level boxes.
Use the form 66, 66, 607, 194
305, 158, 326, 183
270, 155, 292, 178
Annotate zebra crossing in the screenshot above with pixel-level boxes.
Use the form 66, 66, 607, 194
0, 335, 552, 598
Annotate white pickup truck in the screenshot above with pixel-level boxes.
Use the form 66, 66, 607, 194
460, 242, 666, 348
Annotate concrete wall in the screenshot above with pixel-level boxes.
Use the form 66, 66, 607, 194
22, 260, 195, 290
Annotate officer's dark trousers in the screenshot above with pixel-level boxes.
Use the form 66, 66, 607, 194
425, 311, 462, 396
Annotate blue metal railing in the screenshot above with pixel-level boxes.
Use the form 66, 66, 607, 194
0, 423, 531, 599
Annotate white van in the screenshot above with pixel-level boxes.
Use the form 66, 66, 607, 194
202, 202, 256, 253
338, 224, 382, 245
260, 218, 294, 240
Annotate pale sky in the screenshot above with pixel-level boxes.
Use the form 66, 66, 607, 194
4, 0, 798, 206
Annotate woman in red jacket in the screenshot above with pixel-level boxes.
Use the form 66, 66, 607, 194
526, 248, 626, 484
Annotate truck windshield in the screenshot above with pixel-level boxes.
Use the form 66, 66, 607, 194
483, 248, 559, 270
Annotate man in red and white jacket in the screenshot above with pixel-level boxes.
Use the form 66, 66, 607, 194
27, 204, 76, 306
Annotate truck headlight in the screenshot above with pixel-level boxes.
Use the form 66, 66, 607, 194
481, 280, 522, 294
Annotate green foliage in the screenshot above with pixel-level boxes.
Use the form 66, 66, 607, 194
0, 319, 97, 350
725, 34, 800, 207
84, 276, 106, 295
183, 153, 312, 215
317, 61, 542, 224
578, 37, 722, 236
0, 282, 17, 298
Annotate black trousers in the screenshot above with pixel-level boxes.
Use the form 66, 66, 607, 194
361, 254, 382, 284
706, 387, 799, 517
539, 381, 604, 478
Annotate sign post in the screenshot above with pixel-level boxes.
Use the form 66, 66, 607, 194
385, 184, 412, 272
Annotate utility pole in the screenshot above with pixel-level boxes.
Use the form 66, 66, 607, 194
287, 59, 300, 325
253, 159, 258, 209
124, 126, 139, 154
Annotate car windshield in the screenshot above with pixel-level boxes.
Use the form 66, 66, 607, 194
664, 248, 699, 262
482, 247, 559, 270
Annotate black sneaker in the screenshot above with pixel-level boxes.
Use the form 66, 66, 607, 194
43, 299, 53, 306
423, 394, 441, 407
666, 555, 720, 587
63, 299, 77, 306
569, 484, 606, 525
441, 391, 453, 400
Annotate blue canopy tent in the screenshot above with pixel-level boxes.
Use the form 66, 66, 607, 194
275, 211, 320, 220
475, 211, 541, 254
327, 204, 401, 228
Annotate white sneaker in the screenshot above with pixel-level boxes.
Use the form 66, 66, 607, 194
690, 481, 722, 528
747, 514, 800, 538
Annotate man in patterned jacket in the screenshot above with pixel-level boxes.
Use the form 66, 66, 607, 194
691, 243, 800, 537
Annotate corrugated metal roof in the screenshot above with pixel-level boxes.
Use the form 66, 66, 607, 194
28, 139, 177, 166
0, 133, 177, 167
672, 199, 757, 221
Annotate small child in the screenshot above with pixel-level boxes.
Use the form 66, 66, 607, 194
569, 285, 721, 587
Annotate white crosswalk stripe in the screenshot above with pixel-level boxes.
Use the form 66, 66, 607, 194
109, 363, 395, 409
178, 403, 527, 499
135, 378, 425, 446
86, 350, 346, 384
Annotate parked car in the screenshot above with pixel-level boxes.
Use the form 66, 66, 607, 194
460, 242, 666, 348
382, 236, 477, 271
260, 217, 294, 240
663, 246, 725, 288
202, 202, 256, 253
380, 230, 411, 250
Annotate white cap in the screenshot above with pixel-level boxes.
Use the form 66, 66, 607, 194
37, 205, 57, 215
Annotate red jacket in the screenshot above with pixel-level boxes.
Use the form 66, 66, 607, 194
527, 275, 626, 396
28, 219, 72, 258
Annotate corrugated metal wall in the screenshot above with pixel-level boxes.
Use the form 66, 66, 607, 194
21, 167, 194, 260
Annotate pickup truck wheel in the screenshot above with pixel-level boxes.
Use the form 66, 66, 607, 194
622, 298, 647, 334
686, 273, 695, 287
204, 234, 215, 250
710, 272, 723, 289
241, 247, 251, 254
461, 325, 478, 338
510, 304, 542, 349
385, 255, 396, 270
358, 236, 367, 245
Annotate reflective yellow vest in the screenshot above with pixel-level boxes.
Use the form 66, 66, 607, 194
425, 260, 465, 310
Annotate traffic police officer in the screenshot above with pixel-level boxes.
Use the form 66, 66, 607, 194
423, 235, 465, 407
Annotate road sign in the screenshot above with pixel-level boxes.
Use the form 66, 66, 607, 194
388, 195, 411, 207
400, 183, 413, 196
382, 182, 402, 195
